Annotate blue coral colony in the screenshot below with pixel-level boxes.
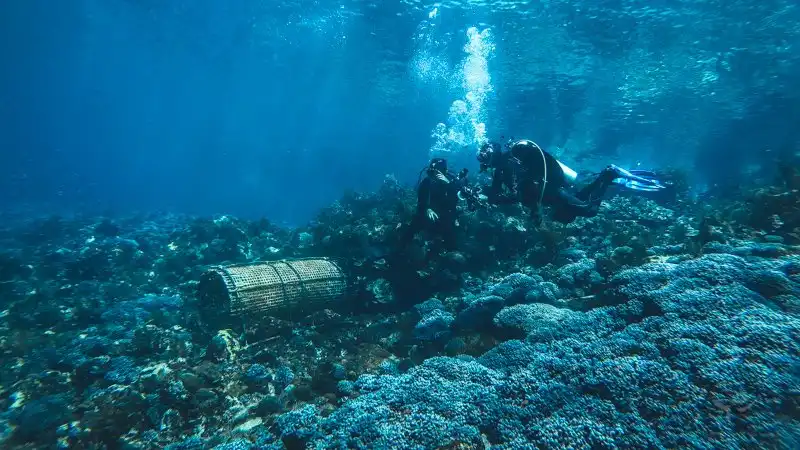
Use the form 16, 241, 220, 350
2, 162, 799, 449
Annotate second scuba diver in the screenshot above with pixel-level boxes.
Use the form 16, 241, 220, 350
477, 138, 665, 226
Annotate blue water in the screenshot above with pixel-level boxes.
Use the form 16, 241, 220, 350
1, 2, 799, 448
1, 0, 799, 222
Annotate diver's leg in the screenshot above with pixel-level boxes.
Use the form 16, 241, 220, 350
440, 218, 458, 251
429, 214, 456, 251
576, 167, 618, 202
400, 214, 424, 245
552, 188, 600, 223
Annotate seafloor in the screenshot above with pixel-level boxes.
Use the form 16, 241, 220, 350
0, 168, 798, 449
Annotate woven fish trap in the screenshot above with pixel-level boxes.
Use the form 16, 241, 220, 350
197, 258, 349, 323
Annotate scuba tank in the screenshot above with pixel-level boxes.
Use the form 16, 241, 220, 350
505, 137, 577, 183
557, 161, 578, 183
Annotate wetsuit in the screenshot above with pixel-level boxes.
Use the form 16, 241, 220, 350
486, 139, 616, 224
403, 169, 464, 250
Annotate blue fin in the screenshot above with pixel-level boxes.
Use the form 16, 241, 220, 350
610, 166, 666, 191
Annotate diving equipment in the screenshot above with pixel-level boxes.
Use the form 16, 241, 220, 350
557, 160, 578, 183
610, 166, 666, 192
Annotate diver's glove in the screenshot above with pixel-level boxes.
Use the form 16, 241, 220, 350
435, 172, 450, 184
426, 208, 439, 222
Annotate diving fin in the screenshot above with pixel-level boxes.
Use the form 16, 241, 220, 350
609, 165, 666, 192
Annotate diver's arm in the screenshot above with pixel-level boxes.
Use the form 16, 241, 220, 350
452, 170, 472, 203
449, 171, 467, 202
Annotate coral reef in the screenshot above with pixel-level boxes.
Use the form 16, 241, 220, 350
0, 171, 797, 449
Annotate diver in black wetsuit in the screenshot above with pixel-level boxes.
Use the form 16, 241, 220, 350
477, 139, 661, 225
400, 158, 469, 251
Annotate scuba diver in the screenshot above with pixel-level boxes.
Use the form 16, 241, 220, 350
477, 138, 665, 225
399, 157, 470, 251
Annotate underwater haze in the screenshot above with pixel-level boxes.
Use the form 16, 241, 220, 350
1, 1, 800, 449
1, 0, 439, 224
3, 0, 798, 223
